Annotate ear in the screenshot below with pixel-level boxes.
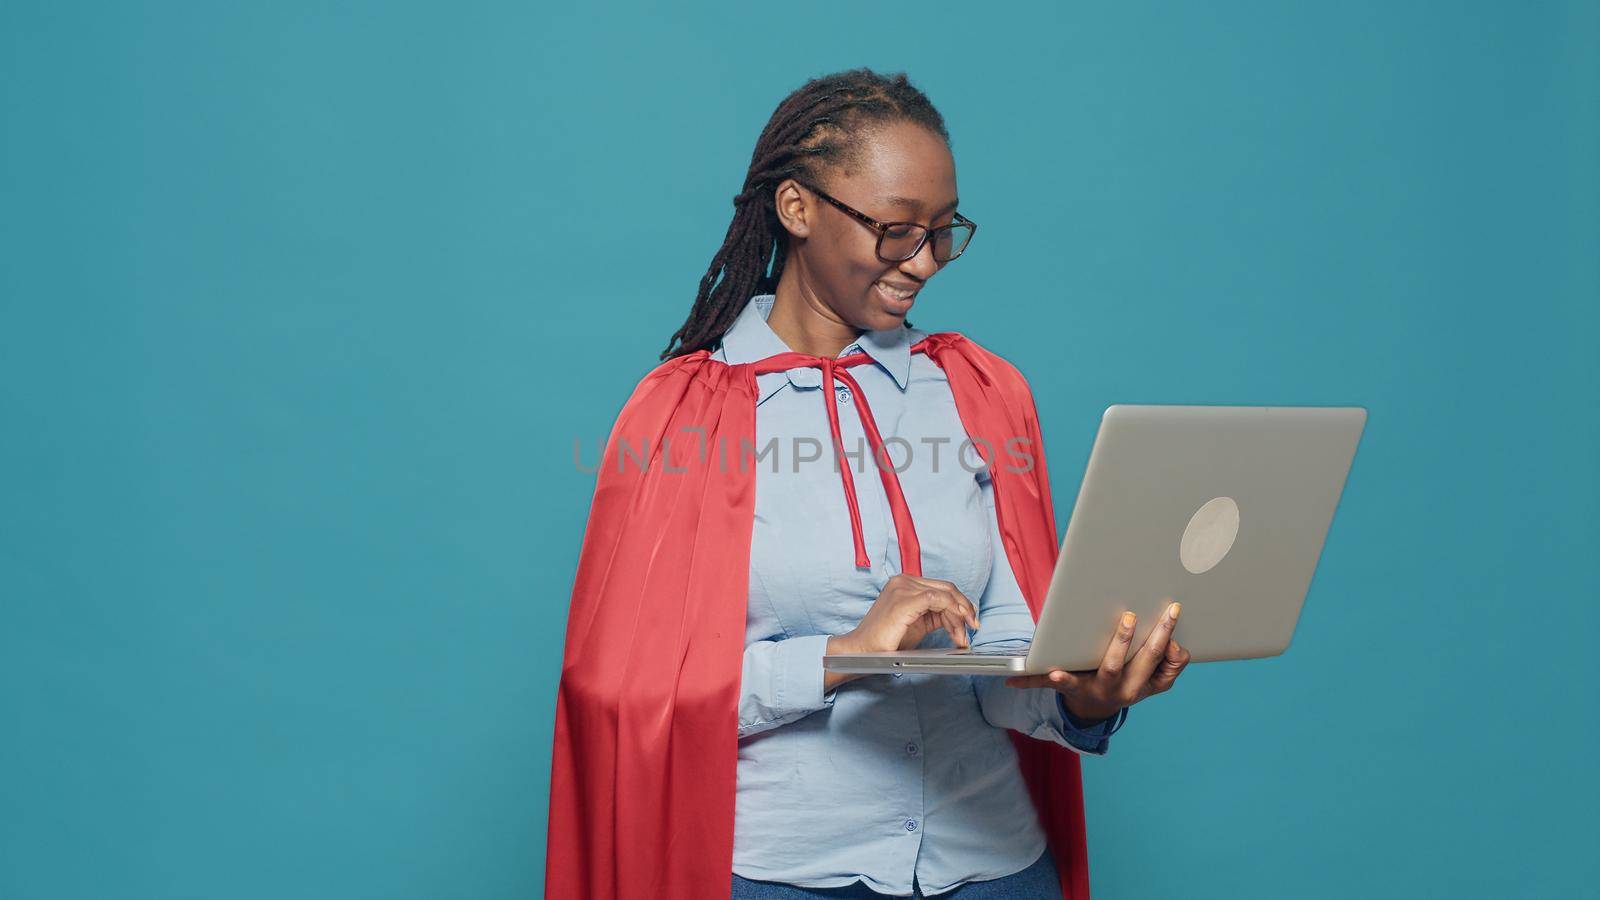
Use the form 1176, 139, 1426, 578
772, 178, 813, 240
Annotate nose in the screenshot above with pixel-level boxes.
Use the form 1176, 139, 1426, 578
899, 233, 941, 281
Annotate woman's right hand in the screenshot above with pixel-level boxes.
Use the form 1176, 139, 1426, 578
831, 574, 981, 654
823, 575, 983, 690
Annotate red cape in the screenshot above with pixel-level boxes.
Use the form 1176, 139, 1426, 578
545, 331, 1091, 899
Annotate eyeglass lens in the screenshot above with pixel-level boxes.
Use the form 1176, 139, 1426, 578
880, 222, 974, 262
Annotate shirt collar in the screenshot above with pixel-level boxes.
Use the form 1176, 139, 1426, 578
716, 294, 912, 396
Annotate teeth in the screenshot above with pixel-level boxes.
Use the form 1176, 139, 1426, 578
877, 281, 914, 300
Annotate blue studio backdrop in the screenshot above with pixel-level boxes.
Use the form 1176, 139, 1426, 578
2, 2, 1596, 898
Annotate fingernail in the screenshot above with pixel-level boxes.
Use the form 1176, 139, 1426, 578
1120, 612, 1134, 633
1169, 602, 1181, 619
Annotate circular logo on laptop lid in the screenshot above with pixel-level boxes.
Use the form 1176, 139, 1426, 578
1180, 496, 1240, 574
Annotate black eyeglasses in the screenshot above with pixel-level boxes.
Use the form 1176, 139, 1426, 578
798, 182, 977, 264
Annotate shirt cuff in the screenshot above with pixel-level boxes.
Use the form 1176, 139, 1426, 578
779, 633, 839, 710
1055, 693, 1128, 741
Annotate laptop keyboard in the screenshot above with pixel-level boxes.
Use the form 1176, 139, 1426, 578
947, 648, 1025, 656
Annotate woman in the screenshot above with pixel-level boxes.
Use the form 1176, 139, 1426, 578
546, 68, 1189, 900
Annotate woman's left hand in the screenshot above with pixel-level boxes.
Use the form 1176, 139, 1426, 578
1002, 601, 1190, 722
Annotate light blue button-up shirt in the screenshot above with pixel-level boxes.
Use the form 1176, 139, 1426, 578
713, 294, 1128, 895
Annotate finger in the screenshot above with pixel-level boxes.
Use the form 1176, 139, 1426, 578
1004, 669, 1084, 691
926, 582, 977, 630
1097, 611, 1137, 687
923, 604, 958, 647
905, 582, 955, 617
1125, 601, 1181, 688
904, 576, 980, 630
906, 583, 977, 643
942, 609, 969, 647
900, 588, 953, 627
1148, 640, 1191, 694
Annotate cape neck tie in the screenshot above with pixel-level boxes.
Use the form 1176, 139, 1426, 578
750, 340, 930, 576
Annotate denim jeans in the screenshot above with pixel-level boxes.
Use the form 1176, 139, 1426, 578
730, 846, 1060, 899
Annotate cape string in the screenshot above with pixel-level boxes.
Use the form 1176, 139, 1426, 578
748, 338, 935, 575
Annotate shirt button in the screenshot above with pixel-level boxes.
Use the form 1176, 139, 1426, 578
905, 742, 919, 756
835, 385, 851, 404
904, 819, 919, 832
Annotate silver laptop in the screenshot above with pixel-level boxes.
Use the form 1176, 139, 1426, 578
823, 404, 1367, 676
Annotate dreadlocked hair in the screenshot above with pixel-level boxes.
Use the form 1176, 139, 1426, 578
659, 67, 950, 361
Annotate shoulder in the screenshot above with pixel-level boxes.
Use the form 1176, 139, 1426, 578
911, 326, 1034, 394
614, 349, 745, 417
634, 348, 734, 387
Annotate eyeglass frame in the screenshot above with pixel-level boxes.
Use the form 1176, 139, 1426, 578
795, 181, 977, 264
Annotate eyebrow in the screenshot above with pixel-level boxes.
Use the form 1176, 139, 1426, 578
882, 195, 960, 216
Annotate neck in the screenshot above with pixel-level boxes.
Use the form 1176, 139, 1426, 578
767, 268, 862, 359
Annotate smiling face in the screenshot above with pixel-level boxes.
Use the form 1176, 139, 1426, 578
771, 119, 960, 335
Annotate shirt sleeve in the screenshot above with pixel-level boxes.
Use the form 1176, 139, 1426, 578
738, 633, 840, 739
968, 471, 1128, 756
